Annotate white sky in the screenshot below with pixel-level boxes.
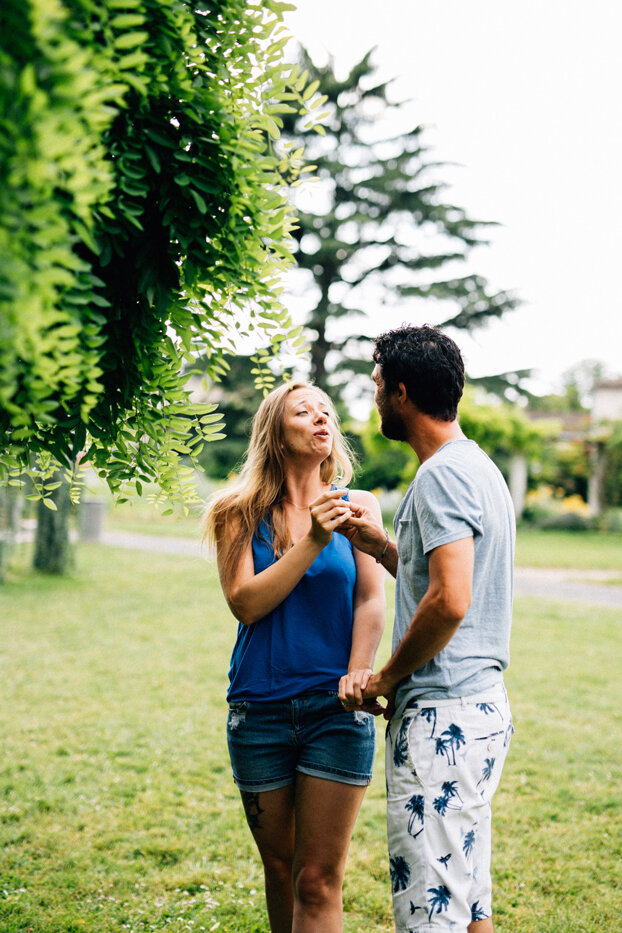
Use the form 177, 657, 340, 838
281, 0, 622, 395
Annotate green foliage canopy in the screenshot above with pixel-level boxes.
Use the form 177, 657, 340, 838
355, 387, 545, 492
0, 0, 315, 503
458, 389, 545, 460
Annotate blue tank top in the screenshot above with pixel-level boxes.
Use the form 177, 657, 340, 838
227, 508, 357, 702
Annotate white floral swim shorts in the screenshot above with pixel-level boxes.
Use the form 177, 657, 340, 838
385, 683, 513, 931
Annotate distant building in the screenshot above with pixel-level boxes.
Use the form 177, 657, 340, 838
520, 379, 622, 518
587, 379, 622, 515
592, 379, 622, 423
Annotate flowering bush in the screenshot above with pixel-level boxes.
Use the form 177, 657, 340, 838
521, 485, 593, 530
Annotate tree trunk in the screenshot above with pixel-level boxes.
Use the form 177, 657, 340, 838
33, 476, 73, 574
309, 297, 331, 393
0, 485, 22, 583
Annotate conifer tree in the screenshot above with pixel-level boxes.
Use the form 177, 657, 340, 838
283, 50, 519, 399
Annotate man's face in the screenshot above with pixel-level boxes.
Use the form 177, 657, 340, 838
372, 364, 407, 441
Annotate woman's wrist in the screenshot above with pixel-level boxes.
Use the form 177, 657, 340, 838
304, 525, 330, 550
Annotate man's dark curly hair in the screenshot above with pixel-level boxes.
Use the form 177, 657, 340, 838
373, 324, 464, 421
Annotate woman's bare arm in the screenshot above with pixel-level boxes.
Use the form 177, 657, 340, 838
218, 490, 352, 625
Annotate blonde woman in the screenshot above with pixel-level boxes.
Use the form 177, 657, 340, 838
204, 382, 385, 933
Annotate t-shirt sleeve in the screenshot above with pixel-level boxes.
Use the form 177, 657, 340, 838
414, 462, 483, 555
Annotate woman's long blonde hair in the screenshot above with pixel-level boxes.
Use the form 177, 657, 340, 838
202, 382, 355, 582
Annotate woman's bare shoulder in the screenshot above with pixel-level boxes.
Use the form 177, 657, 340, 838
348, 488, 381, 513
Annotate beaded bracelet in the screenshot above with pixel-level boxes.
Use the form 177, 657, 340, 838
376, 528, 390, 563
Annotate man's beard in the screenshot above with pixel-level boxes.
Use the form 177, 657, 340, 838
379, 406, 407, 442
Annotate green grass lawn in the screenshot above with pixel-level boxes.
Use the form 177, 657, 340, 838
515, 527, 622, 570
102, 497, 205, 539
1, 544, 621, 932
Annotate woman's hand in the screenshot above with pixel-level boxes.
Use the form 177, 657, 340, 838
308, 488, 352, 547
338, 668, 384, 716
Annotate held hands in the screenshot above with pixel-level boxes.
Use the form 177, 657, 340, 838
338, 669, 397, 720
335, 500, 387, 560
308, 488, 352, 547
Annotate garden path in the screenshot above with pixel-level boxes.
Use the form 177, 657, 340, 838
99, 530, 622, 610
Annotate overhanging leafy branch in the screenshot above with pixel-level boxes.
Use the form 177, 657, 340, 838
0, 0, 320, 503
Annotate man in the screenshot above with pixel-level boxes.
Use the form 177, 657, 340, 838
339, 324, 515, 933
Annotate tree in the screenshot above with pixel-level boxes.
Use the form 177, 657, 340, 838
0, 0, 317, 507
457, 388, 545, 472
281, 49, 519, 401
353, 407, 411, 491
529, 360, 604, 413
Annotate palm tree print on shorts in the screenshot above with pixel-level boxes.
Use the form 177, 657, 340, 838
393, 718, 410, 767
433, 792, 450, 816
442, 723, 466, 764
476, 757, 496, 795
434, 779, 464, 816
434, 733, 451, 763
390, 854, 411, 892
405, 793, 425, 837
441, 780, 464, 809
463, 827, 477, 859
428, 884, 451, 920
420, 706, 437, 737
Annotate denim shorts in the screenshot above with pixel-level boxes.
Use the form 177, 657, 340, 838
226, 691, 376, 792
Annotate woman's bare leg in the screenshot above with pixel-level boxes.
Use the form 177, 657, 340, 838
291, 774, 368, 933
240, 785, 296, 933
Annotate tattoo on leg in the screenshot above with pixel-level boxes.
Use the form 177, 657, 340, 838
241, 791, 264, 830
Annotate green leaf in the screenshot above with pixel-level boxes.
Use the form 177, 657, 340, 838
114, 31, 150, 51
188, 189, 208, 214
302, 79, 320, 101
110, 14, 146, 29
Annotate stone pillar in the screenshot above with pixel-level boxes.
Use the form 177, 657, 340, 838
79, 499, 106, 541
508, 452, 528, 520
587, 442, 606, 516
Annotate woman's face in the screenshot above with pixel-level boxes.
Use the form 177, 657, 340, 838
280, 388, 334, 461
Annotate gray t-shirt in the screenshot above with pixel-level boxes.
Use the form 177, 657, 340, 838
393, 438, 515, 713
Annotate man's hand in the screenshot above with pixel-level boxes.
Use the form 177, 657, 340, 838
336, 501, 386, 560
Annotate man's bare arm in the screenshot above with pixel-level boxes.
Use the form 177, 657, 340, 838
340, 536, 474, 712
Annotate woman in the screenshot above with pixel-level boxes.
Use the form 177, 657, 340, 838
203, 382, 385, 932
